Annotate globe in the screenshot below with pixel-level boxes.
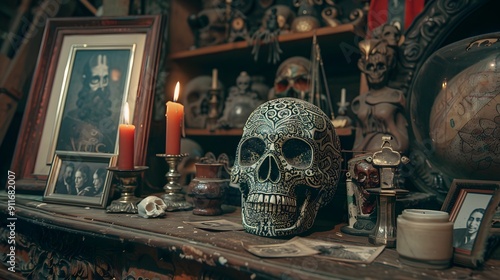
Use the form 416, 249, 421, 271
411, 33, 500, 180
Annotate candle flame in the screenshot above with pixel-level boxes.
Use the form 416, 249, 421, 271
173, 81, 180, 102
123, 102, 130, 124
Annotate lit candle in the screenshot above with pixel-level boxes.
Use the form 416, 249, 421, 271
211, 68, 218, 90
118, 102, 135, 170
166, 82, 184, 155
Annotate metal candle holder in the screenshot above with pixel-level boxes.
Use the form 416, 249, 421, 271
367, 187, 408, 247
156, 153, 192, 211
106, 166, 148, 214
367, 136, 409, 248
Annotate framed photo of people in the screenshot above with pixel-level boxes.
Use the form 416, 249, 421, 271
9, 16, 162, 192
441, 179, 500, 268
44, 152, 116, 208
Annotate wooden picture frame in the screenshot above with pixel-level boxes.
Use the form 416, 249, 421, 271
441, 179, 500, 268
44, 152, 117, 208
9, 15, 162, 192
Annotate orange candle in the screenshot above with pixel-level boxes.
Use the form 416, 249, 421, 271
166, 82, 184, 155
118, 102, 135, 170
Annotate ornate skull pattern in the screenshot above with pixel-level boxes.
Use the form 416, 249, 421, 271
231, 98, 342, 236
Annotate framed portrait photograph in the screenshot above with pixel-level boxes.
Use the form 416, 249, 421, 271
441, 179, 500, 268
44, 152, 117, 208
9, 15, 162, 192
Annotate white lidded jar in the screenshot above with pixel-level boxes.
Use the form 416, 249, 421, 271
397, 209, 453, 269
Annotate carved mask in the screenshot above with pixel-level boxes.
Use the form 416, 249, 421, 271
353, 159, 379, 215
354, 161, 379, 190
380, 24, 401, 47
231, 98, 342, 236
273, 57, 311, 99
358, 40, 395, 88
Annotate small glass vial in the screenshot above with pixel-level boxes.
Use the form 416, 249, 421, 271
397, 209, 453, 269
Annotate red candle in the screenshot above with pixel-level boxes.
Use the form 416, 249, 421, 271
118, 103, 135, 170
166, 82, 184, 155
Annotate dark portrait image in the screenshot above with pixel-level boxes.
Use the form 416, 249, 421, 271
452, 192, 492, 252
91, 168, 107, 197
55, 162, 76, 194
56, 49, 131, 154
453, 208, 485, 251
75, 164, 93, 195
54, 159, 109, 198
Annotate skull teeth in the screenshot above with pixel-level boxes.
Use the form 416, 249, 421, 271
247, 203, 296, 214
247, 193, 296, 206
246, 193, 297, 213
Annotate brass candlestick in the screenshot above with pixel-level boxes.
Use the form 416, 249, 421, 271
106, 166, 148, 213
156, 153, 192, 211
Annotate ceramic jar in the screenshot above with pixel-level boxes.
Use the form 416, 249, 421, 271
187, 163, 229, 216
396, 209, 453, 269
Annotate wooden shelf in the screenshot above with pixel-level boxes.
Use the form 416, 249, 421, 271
186, 127, 353, 137
169, 24, 363, 60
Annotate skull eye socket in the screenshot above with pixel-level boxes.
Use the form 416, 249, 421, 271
275, 79, 290, 93
282, 138, 312, 168
145, 203, 155, 211
357, 173, 367, 183
293, 76, 310, 92
275, 76, 310, 93
239, 137, 266, 165
376, 62, 386, 71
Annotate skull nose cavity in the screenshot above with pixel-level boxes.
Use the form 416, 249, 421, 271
258, 155, 280, 183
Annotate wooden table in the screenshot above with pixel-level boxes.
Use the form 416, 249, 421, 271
1, 194, 498, 279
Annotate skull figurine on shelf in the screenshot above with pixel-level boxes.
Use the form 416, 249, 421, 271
137, 196, 168, 218
231, 98, 342, 237
269, 56, 311, 100
218, 71, 264, 129
182, 76, 224, 128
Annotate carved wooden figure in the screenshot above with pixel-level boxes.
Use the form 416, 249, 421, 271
351, 24, 409, 154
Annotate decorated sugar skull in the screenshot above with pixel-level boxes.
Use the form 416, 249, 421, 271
231, 98, 342, 236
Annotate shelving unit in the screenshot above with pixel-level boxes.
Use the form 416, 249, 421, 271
166, 0, 363, 155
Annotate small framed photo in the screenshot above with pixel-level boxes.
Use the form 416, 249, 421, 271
441, 179, 500, 267
10, 15, 162, 192
44, 152, 117, 208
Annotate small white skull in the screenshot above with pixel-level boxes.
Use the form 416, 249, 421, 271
137, 196, 167, 218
